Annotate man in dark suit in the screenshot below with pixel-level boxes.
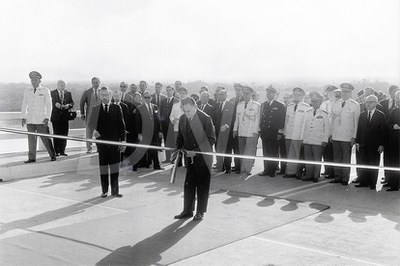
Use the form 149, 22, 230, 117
112, 90, 132, 163
355, 95, 386, 190
151, 82, 166, 108
136, 91, 163, 170
51, 80, 74, 156
130, 92, 142, 171
80, 77, 102, 153
89, 86, 126, 198
174, 97, 216, 221
385, 91, 400, 191
380, 85, 399, 117
379, 85, 399, 184
159, 85, 178, 163
199, 86, 217, 107
214, 89, 235, 173
198, 91, 215, 124
363, 87, 384, 113
258, 86, 286, 177
119, 81, 134, 110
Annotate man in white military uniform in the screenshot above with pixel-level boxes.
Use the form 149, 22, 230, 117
21, 71, 56, 163
302, 92, 330, 182
233, 86, 260, 175
330, 83, 360, 185
283, 87, 310, 178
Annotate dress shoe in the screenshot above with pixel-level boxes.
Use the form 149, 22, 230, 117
174, 211, 193, 219
235, 170, 241, 174
302, 178, 313, 181
329, 180, 342, 184
55, 153, 60, 157
225, 170, 231, 174
112, 194, 123, 198
370, 186, 376, 190
193, 212, 204, 221
60, 152, 68, 156
355, 184, 368, 188
342, 182, 348, 186
276, 171, 285, 175
51, 157, 57, 161
24, 159, 36, 163
100, 193, 107, 198
295, 176, 302, 180
386, 187, 399, 192
132, 167, 137, 172
269, 173, 276, 177
86, 149, 92, 154
154, 167, 165, 170
313, 179, 319, 183
258, 171, 268, 176
383, 183, 390, 187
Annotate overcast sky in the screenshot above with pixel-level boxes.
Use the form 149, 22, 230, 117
1, 0, 399, 84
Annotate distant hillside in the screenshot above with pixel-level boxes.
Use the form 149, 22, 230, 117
0, 79, 393, 112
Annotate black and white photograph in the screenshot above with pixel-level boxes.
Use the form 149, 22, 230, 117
0, 0, 399, 265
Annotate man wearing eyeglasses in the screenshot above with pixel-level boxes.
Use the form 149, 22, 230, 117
136, 91, 163, 170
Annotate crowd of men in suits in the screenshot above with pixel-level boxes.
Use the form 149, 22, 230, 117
21, 71, 400, 201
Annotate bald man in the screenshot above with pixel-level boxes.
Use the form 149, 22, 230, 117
355, 95, 386, 190
50, 80, 74, 156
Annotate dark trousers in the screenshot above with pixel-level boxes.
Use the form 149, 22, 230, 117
278, 136, 287, 173
27, 124, 56, 160
261, 136, 279, 175
147, 149, 161, 169
322, 140, 334, 177
232, 135, 241, 172
304, 144, 322, 180
98, 144, 120, 195
358, 146, 380, 187
332, 141, 352, 182
387, 147, 400, 189
183, 155, 211, 213
163, 122, 175, 162
52, 118, 69, 154
216, 132, 232, 171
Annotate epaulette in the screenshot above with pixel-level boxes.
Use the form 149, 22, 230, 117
322, 110, 328, 114
287, 102, 295, 106
300, 102, 310, 106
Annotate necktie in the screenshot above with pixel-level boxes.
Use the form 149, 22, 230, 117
60, 91, 64, 104
219, 102, 223, 113
313, 109, 316, 116
104, 104, 108, 114
167, 98, 170, 105
368, 111, 371, 122
95, 89, 98, 100
157, 94, 159, 106
391, 99, 395, 109
294, 104, 297, 112
342, 101, 346, 108
34, 88, 37, 94
148, 104, 153, 119
122, 93, 125, 102
245, 102, 248, 109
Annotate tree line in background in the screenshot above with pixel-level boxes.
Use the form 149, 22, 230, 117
0, 79, 392, 112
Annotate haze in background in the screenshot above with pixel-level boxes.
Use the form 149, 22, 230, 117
1, 0, 399, 83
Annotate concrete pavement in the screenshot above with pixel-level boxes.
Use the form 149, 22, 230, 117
0, 141, 399, 265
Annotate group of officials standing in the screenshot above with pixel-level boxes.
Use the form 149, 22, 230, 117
21, 71, 400, 221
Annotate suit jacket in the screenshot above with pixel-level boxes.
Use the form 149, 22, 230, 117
356, 109, 386, 149
214, 100, 235, 138
176, 109, 216, 165
386, 107, 400, 151
136, 103, 162, 145
112, 101, 132, 135
380, 98, 397, 118
80, 87, 101, 121
259, 100, 286, 139
89, 103, 126, 142
151, 93, 167, 108
50, 89, 74, 122
160, 96, 178, 133
198, 103, 215, 124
